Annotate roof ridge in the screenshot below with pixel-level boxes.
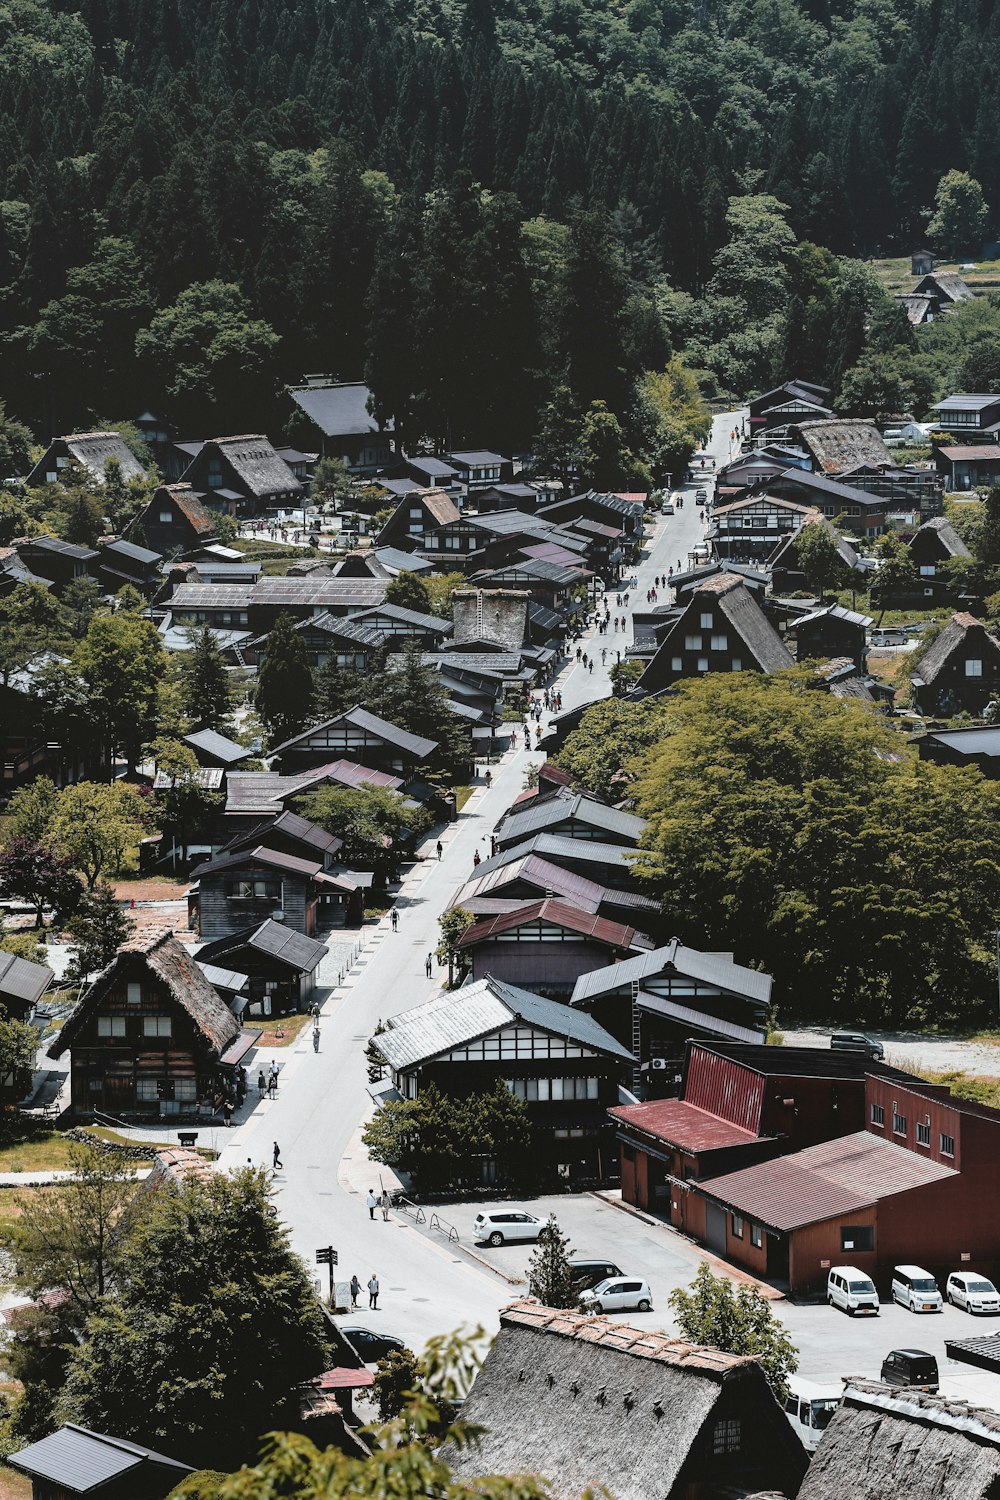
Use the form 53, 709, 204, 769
500, 1301, 753, 1377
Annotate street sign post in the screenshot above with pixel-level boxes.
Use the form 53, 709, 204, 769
316, 1245, 338, 1305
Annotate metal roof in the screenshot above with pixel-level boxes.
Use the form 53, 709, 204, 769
355, 603, 450, 631
375, 975, 634, 1071
449, 449, 507, 466
472, 834, 635, 880
194, 845, 323, 879
184, 728, 250, 764
610, 1098, 761, 1152
931, 393, 1000, 412
0, 950, 54, 1006
634, 992, 765, 1043
196, 960, 249, 994
454, 898, 653, 952
456, 852, 606, 913
288, 381, 391, 437
102, 538, 161, 565
9, 1424, 191, 1492
701, 1131, 957, 1232
497, 793, 645, 847
372, 546, 433, 574
571, 938, 772, 1008
196, 919, 328, 973
923, 727, 1000, 757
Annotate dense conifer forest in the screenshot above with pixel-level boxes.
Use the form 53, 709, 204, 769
1, 0, 998, 447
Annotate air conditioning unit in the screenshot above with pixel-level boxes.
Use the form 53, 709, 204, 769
650, 1058, 668, 1071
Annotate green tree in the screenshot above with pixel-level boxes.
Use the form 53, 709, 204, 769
372, 1346, 422, 1421
53, 781, 150, 889
437, 905, 476, 986
794, 521, 853, 594
65, 883, 135, 985
976, 486, 1000, 567
927, 170, 990, 259
533, 385, 582, 487
557, 698, 667, 802
363, 1082, 532, 1192
635, 358, 711, 486
870, 532, 917, 619
61, 487, 105, 547
2, 776, 60, 845
178, 627, 235, 733
255, 612, 314, 747
75, 610, 165, 771
0, 839, 82, 927
0, 399, 35, 475
297, 784, 431, 872
61, 576, 105, 638
835, 350, 915, 421
0, 582, 69, 685
385, 571, 432, 615
366, 1019, 388, 1084
668, 1264, 798, 1401
577, 401, 650, 492
58, 1168, 330, 1472
312, 456, 352, 508
149, 737, 222, 834
527, 1215, 580, 1308
368, 645, 471, 779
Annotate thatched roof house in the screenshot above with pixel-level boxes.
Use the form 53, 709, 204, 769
800, 1380, 1000, 1499
441, 1302, 808, 1500
794, 419, 896, 475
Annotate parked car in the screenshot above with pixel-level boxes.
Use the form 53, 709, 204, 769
568, 1258, 624, 1291
342, 1327, 407, 1363
880, 1348, 939, 1392
783, 1379, 842, 1453
947, 1271, 1000, 1314
891, 1264, 943, 1313
473, 1209, 543, 1247
827, 1265, 880, 1316
580, 1277, 653, 1313
660, 500, 675, 514
830, 1030, 884, 1060
870, 627, 908, 647
695, 488, 709, 502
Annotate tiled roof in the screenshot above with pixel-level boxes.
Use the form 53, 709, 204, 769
455, 898, 653, 952
196, 918, 328, 973
701, 1131, 957, 1231
0, 950, 54, 1006
471, 833, 636, 879
609, 1098, 762, 1152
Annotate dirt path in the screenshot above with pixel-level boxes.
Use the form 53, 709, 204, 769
784, 1025, 1000, 1078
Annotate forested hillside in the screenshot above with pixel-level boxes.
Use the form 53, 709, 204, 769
1, 0, 998, 449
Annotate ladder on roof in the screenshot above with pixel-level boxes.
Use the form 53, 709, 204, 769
630, 979, 642, 1094
231, 643, 247, 668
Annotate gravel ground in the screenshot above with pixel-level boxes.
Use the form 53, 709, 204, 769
783, 1025, 1000, 1078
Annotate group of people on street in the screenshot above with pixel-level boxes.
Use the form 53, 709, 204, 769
256, 1059, 281, 1099
367, 1188, 392, 1221
349, 1272, 380, 1309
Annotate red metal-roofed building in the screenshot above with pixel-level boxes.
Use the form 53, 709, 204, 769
455, 898, 654, 997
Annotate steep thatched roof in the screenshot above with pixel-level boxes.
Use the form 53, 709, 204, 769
50, 928, 239, 1059
442, 1302, 807, 1500
799, 1381, 1000, 1499
795, 419, 895, 474
912, 612, 1000, 687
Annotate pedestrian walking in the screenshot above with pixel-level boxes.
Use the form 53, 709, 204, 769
257, 1069, 266, 1097
223, 1098, 233, 1127
272, 1141, 283, 1170
390, 908, 398, 932
588, 659, 593, 673
350, 1274, 361, 1308
381, 1193, 390, 1222
436, 840, 443, 860
368, 1273, 379, 1309
367, 1189, 377, 1220
425, 951, 433, 977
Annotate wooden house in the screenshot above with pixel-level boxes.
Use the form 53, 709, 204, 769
191, 845, 330, 940
352, 603, 451, 647
374, 975, 633, 1182
494, 790, 644, 853
135, 484, 218, 557
913, 271, 974, 312
748, 380, 833, 436
375, 488, 460, 550
792, 603, 871, 670
16, 538, 98, 592
935, 445, 1000, 491
398, 454, 461, 489
538, 491, 645, 541
453, 850, 659, 930
96, 538, 163, 594
571, 938, 771, 1092
911, 248, 935, 275
637, 576, 794, 695
26, 431, 146, 490
917, 725, 1000, 777
446, 449, 512, 493
472, 832, 643, 893
195, 918, 328, 1014
709, 494, 811, 562
287, 379, 393, 473
910, 611, 1000, 715
454, 898, 654, 996
271, 705, 438, 775
242, 612, 386, 671
10, 1424, 192, 1500
49, 928, 252, 1119
908, 515, 971, 596
442, 1302, 809, 1500
179, 436, 302, 517
929, 392, 1000, 442
769, 510, 861, 589
0, 950, 54, 1022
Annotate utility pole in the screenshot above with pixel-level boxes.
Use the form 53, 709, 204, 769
316, 1244, 338, 1306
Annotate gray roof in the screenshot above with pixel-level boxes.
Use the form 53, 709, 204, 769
355, 603, 451, 632
485, 559, 588, 586
101, 538, 162, 565
911, 516, 971, 559
249, 576, 386, 607
448, 449, 507, 467
471, 833, 636, 880
372, 547, 433, 575
184, 728, 250, 764
375, 975, 634, 1071
922, 727, 1000, 757
497, 792, 645, 847
0, 950, 54, 1006
932, 392, 1000, 412
294, 612, 386, 648
197, 918, 328, 973
196, 960, 250, 995
9, 1424, 191, 1492
24, 537, 98, 561
635, 991, 765, 1044
571, 937, 773, 1008
288, 381, 393, 438
795, 603, 873, 628
271, 705, 438, 760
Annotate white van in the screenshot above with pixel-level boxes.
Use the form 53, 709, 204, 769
891, 1264, 943, 1313
783, 1378, 842, 1453
827, 1265, 879, 1316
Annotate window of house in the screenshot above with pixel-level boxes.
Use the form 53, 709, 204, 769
697, 657, 709, 672
916, 1121, 931, 1146
919, 565, 935, 576
159, 511, 173, 523
731, 659, 742, 672
127, 982, 142, 1005
732, 1214, 744, 1238
175, 1078, 197, 1101
966, 659, 983, 677
97, 1016, 126, 1037
671, 657, 683, 671
684, 635, 702, 651
137, 1078, 160, 1101
750, 1223, 763, 1249
893, 1107, 907, 1137
841, 1225, 874, 1252
228, 878, 281, 900
871, 1103, 885, 1127
941, 1132, 955, 1156
710, 635, 728, 651
713, 1419, 741, 1455
142, 1016, 172, 1038
700, 613, 713, 628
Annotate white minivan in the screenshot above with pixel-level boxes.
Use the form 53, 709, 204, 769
827, 1265, 880, 1316
892, 1264, 943, 1313
783, 1378, 842, 1452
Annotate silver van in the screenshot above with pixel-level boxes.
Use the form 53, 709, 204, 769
891, 1264, 943, 1313
827, 1265, 879, 1316
830, 1031, 884, 1061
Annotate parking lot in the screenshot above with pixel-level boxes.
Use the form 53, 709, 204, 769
435, 1191, 1000, 1408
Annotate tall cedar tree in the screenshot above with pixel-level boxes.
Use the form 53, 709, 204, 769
526, 1215, 581, 1308
256, 611, 314, 747
179, 626, 236, 732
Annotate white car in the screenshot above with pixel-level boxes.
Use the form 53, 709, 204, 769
947, 1272, 1000, 1314
580, 1277, 653, 1313
891, 1264, 943, 1313
472, 1209, 543, 1247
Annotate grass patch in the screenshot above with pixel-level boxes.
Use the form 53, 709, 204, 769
364, 898, 392, 916
254, 1011, 312, 1049
914, 1067, 1000, 1109
0, 1125, 215, 1175
0, 1462, 32, 1500
455, 785, 474, 812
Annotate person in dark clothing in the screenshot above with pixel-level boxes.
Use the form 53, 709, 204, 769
272, 1141, 283, 1169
